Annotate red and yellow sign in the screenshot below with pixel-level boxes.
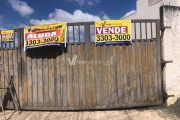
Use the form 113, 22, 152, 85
1, 30, 14, 42
24, 22, 66, 50
95, 20, 131, 45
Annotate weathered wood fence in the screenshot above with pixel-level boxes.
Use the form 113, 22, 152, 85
0, 20, 163, 110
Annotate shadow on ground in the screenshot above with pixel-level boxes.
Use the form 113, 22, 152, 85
137, 98, 180, 120
165, 98, 180, 118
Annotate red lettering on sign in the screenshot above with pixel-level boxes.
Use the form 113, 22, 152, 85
96, 26, 128, 34
25, 30, 61, 40
1, 34, 13, 38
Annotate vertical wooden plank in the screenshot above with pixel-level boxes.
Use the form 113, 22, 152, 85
135, 40, 141, 104
142, 41, 147, 103
9, 48, 14, 108
72, 44, 79, 107
61, 48, 67, 108
85, 47, 90, 108
85, 23, 90, 108
82, 44, 86, 107
65, 26, 71, 108
111, 45, 117, 106
2, 50, 5, 102
118, 45, 123, 106
133, 22, 139, 105
139, 40, 147, 102
48, 47, 55, 107
109, 45, 113, 107
128, 44, 133, 106
153, 40, 158, 102
78, 44, 84, 107
139, 22, 144, 103
72, 44, 76, 107
102, 45, 106, 107
21, 29, 27, 109
122, 45, 128, 105
143, 23, 149, 103
0, 50, 4, 105
0, 50, 2, 96
43, 47, 49, 108
108, 45, 112, 107
27, 50, 32, 108
54, 47, 58, 108
98, 46, 103, 106
0, 50, 5, 108
0, 50, 2, 97
125, 44, 130, 106
37, 48, 43, 108
4, 49, 9, 108
155, 23, 160, 102
18, 30, 24, 106
146, 40, 151, 102
156, 21, 163, 103
32, 49, 38, 108
148, 41, 153, 102
131, 42, 137, 104
13, 49, 19, 108
138, 41, 143, 103
146, 22, 151, 103
150, 22, 155, 102
150, 40, 155, 102
89, 43, 96, 107
106, 45, 111, 107
102, 45, 106, 106
150, 22, 158, 103
95, 45, 101, 106
94, 45, 99, 106
116, 45, 120, 106
56, 47, 61, 108
66, 45, 73, 108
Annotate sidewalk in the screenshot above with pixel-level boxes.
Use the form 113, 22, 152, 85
0, 98, 179, 120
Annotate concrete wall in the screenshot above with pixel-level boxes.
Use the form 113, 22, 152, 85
177, 0, 180, 6
125, 0, 178, 19
160, 6, 180, 105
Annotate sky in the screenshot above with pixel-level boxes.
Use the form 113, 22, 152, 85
0, 0, 136, 30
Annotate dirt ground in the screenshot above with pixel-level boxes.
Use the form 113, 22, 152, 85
0, 99, 180, 120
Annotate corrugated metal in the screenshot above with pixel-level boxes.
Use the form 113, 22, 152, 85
0, 20, 163, 110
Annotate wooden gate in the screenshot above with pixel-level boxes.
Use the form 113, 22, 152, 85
0, 19, 163, 110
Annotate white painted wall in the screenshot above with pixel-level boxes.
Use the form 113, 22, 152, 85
177, 0, 180, 6
124, 0, 178, 19
161, 6, 180, 105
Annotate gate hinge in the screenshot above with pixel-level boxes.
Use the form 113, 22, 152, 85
163, 93, 175, 98
161, 60, 173, 64
161, 60, 173, 67
161, 26, 171, 31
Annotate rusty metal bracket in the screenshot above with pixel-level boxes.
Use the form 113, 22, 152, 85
161, 60, 173, 64
161, 60, 173, 68
161, 26, 171, 31
163, 93, 175, 98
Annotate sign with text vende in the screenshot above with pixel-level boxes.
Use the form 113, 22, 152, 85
1, 30, 14, 42
24, 22, 66, 50
95, 20, 131, 45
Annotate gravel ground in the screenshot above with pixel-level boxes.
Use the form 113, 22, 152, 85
0, 99, 179, 120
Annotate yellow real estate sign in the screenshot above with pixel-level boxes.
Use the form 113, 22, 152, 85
95, 20, 131, 45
